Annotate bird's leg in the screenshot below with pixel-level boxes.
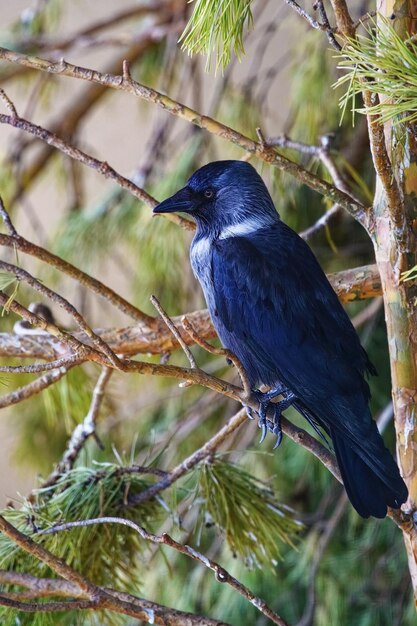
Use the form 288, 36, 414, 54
253, 384, 292, 444
271, 391, 296, 449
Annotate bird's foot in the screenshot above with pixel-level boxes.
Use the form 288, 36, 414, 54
252, 386, 295, 447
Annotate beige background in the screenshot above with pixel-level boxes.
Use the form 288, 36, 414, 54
0, 1, 294, 505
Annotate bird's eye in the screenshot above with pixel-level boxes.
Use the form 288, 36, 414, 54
204, 189, 214, 199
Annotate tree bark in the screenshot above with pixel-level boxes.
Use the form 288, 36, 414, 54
373, 0, 417, 603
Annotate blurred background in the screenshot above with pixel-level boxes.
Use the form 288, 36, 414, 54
0, 1, 412, 625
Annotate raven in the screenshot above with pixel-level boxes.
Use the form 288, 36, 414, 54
153, 160, 408, 518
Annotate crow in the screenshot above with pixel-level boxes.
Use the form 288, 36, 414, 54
153, 160, 408, 518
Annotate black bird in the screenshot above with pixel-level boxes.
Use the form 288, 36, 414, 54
153, 160, 408, 518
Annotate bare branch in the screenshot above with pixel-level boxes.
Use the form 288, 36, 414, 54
40, 516, 290, 626
0, 46, 366, 220
0, 195, 17, 236
282, 0, 341, 50
0, 87, 18, 117
0, 231, 153, 323
182, 316, 252, 399
0, 365, 73, 409
14, 2, 166, 54
0, 355, 81, 374
0, 264, 384, 361
0, 570, 84, 598
313, 0, 342, 50
129, 408, 248, 505
296, 492, 348, 626
0, 596, 94, 612
0, 261, 123, 369
0, 292, 100, 361
0, 515, 96, 596
42, 367, 112, 487
151, 295, 197, 369
0, 112, 155, 207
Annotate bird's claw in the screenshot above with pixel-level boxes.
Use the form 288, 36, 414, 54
272, 406, 283, 449
245, 386, 295, 447
258, 414, 268, 444
246, 406, 255, 420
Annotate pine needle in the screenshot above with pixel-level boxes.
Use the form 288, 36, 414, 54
180, 0, 254, 71
0, 462, 163, 613
196, 458, 303, 569
335, 17, 417, 125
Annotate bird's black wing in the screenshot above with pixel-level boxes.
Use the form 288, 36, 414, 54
210, 223, 408, 518
211, 222, 372, 408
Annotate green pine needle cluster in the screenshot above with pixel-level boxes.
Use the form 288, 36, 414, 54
401, 265, 417, 282
196, 458, 303, 568
336, 17, 417, 125
180, 0, 254, 71
0, 462, 163, 626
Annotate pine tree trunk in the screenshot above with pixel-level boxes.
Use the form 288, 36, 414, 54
372, 1, 417, 603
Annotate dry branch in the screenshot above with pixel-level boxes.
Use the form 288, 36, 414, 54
40, 516, 290, 626
0, 516, 230, 625
0, 46, 366, 221
0, 264, 383, 361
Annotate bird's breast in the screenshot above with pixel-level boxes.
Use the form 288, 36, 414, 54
191, 236, 211, 279
190, 235, 215, 304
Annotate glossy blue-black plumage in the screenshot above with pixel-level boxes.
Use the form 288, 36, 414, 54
153, 160, 408, 518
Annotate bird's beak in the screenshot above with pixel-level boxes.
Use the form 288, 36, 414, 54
153, 186, 194, 214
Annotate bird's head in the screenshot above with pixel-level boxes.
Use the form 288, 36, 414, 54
153, 160, 279, 236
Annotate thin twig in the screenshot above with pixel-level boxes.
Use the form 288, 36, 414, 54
129, 408, 248, 506
42, 367, 112, 487
0, 366, 73, 409
0, 355, 80, 374
151, 295, 197, 369
0, 231, 153, 323
39, 516, 290, 626
263, 132, 365, 239
182, 316, 252, 399
299, 204, 340, 240
0, 515, 96, 595
296, 492, 348, 626
0, 196, 17, 236
0, 112, 155, 207
313, 0, 342, 50
282, 0, 341, 50
0, 87, 17, 117
0, 261, 123, 369
14, 2, 165, 54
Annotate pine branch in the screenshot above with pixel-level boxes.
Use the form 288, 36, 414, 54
0, 261, 122, 368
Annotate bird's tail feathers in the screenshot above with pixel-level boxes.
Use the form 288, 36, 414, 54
330, 423, 408, 518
